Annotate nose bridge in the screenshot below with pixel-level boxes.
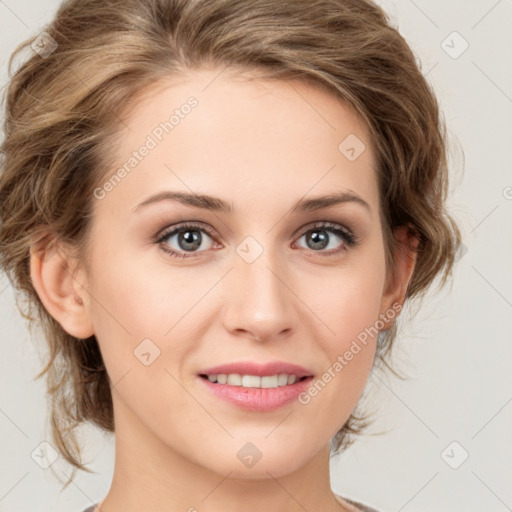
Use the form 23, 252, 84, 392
222, 234, 298, 340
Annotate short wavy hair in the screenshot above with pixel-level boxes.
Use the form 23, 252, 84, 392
0, 0, 462, 489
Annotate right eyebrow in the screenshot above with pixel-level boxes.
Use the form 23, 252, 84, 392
133, 191, 233, 213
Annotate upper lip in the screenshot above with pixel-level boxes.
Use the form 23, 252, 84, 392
198, 361, 314, 378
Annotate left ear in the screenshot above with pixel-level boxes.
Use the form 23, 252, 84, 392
379, 225, 419, 330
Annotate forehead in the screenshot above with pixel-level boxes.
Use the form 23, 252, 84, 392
97, 67, 379, 217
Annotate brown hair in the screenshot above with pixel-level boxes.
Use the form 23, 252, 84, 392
0, 0, 462, 489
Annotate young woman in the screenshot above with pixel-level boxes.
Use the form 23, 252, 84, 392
0, 0, 461, 510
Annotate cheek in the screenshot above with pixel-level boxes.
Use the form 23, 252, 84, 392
310, 258, 386, 350
298, 276, 383, 435
87, 247, 188, 335
300, 250, 386, 406
85, 250, 210, 386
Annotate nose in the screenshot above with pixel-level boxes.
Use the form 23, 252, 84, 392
221, 243, 299, 343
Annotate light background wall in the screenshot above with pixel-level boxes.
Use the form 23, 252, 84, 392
0, 1, 511, 511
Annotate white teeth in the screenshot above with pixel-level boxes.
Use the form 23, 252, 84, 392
261, 375, 278, 388
278, 374, 288, 386
203, 373, 305, 388
242, 375, 261, 388
227, 374, 242, 386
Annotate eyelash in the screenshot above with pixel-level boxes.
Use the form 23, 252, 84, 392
155, 221, 360, 259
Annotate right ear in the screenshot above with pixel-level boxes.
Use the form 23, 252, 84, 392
29, 236, 95, 339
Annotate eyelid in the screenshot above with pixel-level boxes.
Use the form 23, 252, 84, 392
155, 220, 217, 243
294, 220, 354, 238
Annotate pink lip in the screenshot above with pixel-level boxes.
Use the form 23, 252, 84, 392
198, 361, 314, 378
199, 377, 314, 411
197, 360, 315, 412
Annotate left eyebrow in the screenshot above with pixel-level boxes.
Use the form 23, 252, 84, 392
292, 191, 371, 214
132, 189, 371, 214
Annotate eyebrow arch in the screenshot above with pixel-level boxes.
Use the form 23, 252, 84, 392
291, 191, 371, 214
133, 190, 371, 214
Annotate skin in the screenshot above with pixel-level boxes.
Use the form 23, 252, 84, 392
30, 67, 417, 512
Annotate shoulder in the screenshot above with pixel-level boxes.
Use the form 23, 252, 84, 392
336, 494, 381, 512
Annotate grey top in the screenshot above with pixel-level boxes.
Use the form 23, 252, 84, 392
343, 496, 380, 511
82, 496, 379, 512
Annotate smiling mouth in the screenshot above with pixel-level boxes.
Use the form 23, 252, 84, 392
199, 373, 311, 389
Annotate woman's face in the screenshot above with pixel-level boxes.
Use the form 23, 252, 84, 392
74, 68, 404, 478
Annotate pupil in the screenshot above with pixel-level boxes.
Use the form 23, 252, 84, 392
308, 230, 328, 250
179, 230, 201, 251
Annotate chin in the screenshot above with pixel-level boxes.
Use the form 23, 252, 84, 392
198, 440, 312, 480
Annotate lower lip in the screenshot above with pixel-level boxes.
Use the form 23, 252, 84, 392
198, 376, 314, 412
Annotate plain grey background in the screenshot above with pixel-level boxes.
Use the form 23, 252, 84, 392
1, 1, 511, 511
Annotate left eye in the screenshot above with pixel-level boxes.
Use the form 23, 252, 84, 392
294, 225, 352, 253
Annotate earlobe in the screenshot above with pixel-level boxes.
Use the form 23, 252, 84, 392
29, 239, 95, 339
379, 225, 419, 329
